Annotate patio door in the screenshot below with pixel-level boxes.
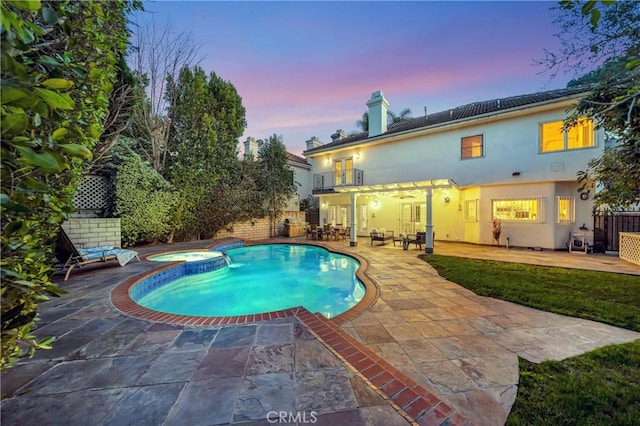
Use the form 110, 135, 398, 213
399, 202, 426, 234
357, 204, 368, 235
414, 203, 426, 234
400, 203, 413, 234
338, 205, 350, 227
334, 158, 353, 186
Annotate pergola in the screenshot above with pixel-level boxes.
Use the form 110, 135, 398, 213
335, 179, 459, 253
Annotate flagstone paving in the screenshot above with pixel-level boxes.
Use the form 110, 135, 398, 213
1, 238, 638, 426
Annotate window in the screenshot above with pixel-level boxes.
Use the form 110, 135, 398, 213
492, 198, 541, 222
464, 199, 478, 221
557, 196, 575, 223
540, 118, 594, 152
461, 135, 483, 159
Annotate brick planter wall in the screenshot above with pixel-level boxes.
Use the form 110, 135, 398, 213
62, 218, 121, 248
215, 211, 307, 240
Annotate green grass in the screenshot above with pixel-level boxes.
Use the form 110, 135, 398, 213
507, 340, 640, 426
419, 254, 640, 332
418, 254, 640, 425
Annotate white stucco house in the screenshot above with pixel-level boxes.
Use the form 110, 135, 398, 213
243, 137, 313, 212
302, 87, 603, 252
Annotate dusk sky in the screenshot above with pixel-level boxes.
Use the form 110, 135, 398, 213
135, 1, 580, 156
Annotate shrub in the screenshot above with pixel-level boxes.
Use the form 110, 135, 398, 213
114, 155, 177, 246
1, 0, 136, 370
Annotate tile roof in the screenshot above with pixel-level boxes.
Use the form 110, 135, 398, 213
286, 151, 308, 165
304, 86, 591, 154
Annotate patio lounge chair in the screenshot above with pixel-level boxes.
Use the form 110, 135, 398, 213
370, 228, 395, 246
54, 228, 140, 281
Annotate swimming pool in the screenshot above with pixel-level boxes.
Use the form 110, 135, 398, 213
134, 244, 365, 319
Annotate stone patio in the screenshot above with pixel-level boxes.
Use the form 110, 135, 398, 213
1, 239, 638, 425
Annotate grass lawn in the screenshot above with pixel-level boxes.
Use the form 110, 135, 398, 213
508, 340, 640, 426
419, 255, 640, 331
419, 254, 640, 425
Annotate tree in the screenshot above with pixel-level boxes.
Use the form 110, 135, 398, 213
128, 17, 203, 173
355, 108, 413, 132
388, 108, 413, 124
540, 0, 640, 209
165, 66, 246, 239
90, 56, 141, 172
258, 135, 297, 237
1, 0, 137, 369
101, 137, 177, 246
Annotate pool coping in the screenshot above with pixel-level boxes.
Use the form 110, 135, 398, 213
110, 239, 471, 425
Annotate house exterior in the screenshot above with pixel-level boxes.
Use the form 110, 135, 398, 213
243, 137, 312, 212
303, 87, 603, 251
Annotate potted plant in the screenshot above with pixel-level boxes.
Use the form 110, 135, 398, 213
492, 219, 502, 245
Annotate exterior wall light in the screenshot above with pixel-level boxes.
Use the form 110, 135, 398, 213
355, 152, 360, 160
324, 158, 330, 166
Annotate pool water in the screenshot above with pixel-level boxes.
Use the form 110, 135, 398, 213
137, 244, 365, 318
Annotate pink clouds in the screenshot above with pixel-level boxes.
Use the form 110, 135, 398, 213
139, 1, 577, 155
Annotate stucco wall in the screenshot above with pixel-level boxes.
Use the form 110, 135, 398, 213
310, 102, 600, 250
310, 105, 603, 189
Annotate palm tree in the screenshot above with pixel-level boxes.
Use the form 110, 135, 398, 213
354, 108, 413, 132
388, 108, 413, 123
355, 111, 369, 132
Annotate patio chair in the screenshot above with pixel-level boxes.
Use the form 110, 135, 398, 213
306, 224, 319, 240
407, 232, 426, 250
338, 226, 349, 241
54, 228, 140, 281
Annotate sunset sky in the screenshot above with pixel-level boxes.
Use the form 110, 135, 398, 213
135, 1, 580, 156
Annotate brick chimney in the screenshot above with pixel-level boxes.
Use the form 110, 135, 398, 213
244, 137, 260, 159
305, 136, 323, 151
367, 90, 389, 138
331, 129, 346, 142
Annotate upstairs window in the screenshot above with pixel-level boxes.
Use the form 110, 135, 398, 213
540, 119, 594, 153
461, 135, 483, 159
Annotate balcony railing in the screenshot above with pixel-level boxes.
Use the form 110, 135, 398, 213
312, 169, 364, 192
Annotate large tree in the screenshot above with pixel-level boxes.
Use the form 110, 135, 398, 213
1, 0, 137, 369
128, 17, 202, 173
165, 66, 247, 239
541, 0, 639, 209
258, 135, 297, 237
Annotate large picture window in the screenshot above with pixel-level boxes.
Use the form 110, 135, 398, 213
461, 135, 483, 159
540, 119, 594, 152
492, 198, 541, 222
